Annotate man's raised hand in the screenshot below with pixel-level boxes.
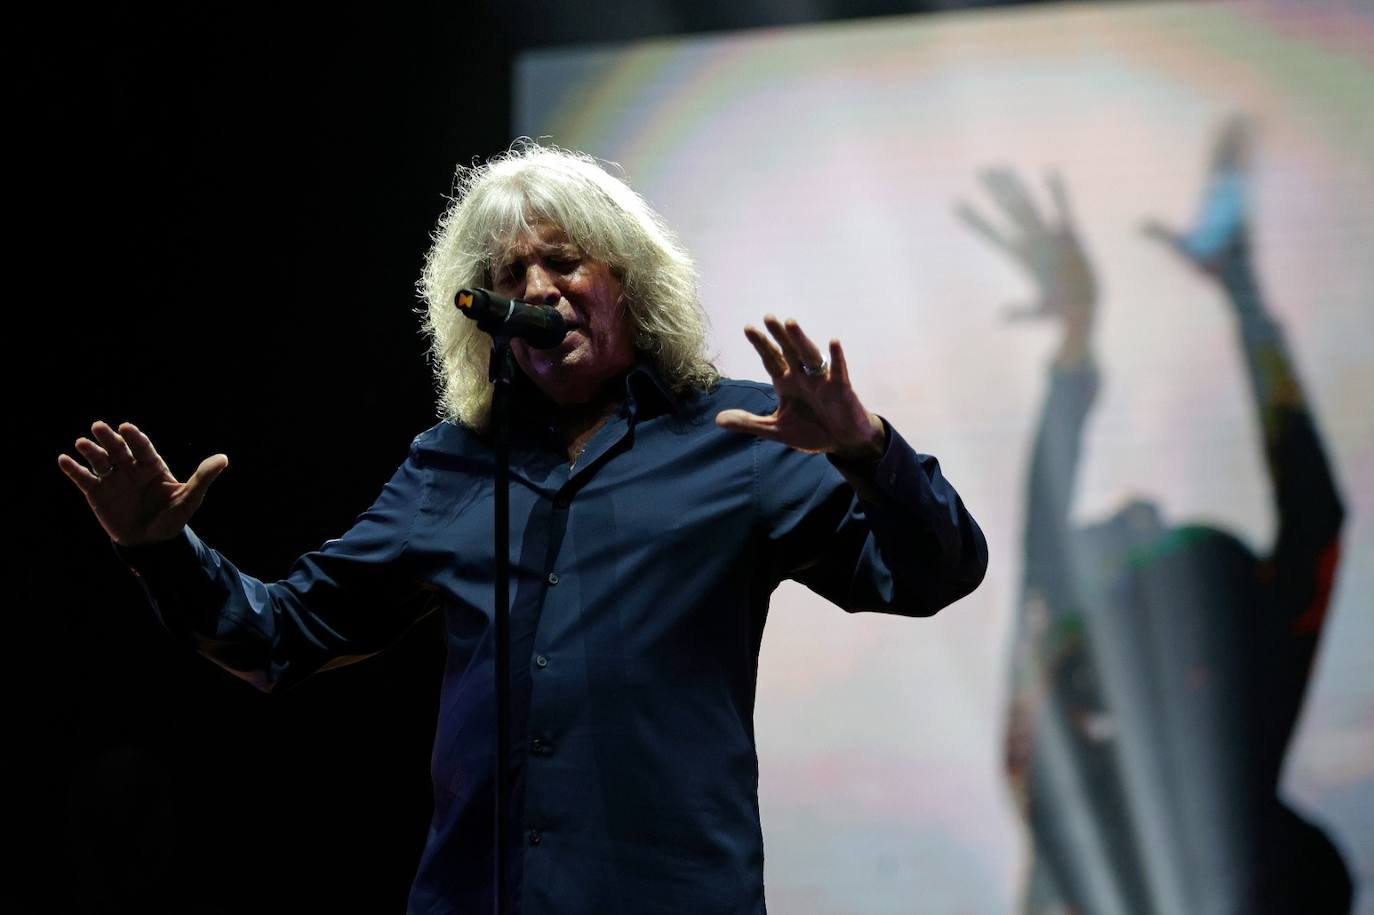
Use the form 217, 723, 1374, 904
57, 421, 228, 547
715, 315, 886, 463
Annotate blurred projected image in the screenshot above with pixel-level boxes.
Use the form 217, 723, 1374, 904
518, 1, 1374, 910
965, 118, 1349, 913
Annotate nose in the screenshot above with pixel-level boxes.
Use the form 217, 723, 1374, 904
522, 264, 560, 305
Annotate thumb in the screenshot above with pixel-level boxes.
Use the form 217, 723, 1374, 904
715, 409, 777, 440
180, 454, 229, 513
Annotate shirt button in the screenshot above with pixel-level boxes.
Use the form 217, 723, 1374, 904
553, 495, 569, 510
535, 655, 548, 669
547, 571, 560, 586
531, 736, 546, 754
529, 829, 543, 846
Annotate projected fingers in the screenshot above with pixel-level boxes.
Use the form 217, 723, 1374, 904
982, 168, 1047, 234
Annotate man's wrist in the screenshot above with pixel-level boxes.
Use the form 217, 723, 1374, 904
832, 413, 887, 462
112, 527, 196, 572
831, 413, 889, 465
828, 415, 897, 506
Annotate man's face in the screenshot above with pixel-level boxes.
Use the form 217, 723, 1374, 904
493, 223, 636, 406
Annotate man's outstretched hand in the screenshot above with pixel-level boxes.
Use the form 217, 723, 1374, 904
715, 315, 886, 463
57, 421, 228, 547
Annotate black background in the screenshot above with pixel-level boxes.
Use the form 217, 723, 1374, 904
18, 1, 1068, 910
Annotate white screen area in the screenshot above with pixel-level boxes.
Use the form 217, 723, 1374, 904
515, 3, 1374, 911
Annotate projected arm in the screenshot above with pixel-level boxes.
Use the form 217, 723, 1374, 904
1142, 117, 1344, 626
956, 169, 1099, 603
957, 169, 1103, 805
1143, 116, 1345, 749
1219, 259, 1343, 597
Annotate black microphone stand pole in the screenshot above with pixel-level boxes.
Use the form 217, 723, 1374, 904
489, 333, 514, 915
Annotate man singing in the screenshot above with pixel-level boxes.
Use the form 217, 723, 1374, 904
58, 144, 987, 913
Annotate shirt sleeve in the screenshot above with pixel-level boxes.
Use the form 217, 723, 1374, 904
756, 417, 988, 617
114, 437, 437, 692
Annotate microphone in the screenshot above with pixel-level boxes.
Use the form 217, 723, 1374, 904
455, 288, 568, 349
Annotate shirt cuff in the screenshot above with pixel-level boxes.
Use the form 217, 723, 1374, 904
827, 416, 899, 504
111, 528, 201, 576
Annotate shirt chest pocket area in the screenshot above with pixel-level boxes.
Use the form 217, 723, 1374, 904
556, 471, 757, 589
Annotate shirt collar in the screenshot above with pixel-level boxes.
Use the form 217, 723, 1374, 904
505, 360, 681, 441
623, 361, 682, 417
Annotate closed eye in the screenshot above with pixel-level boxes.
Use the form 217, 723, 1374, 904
492, 262, 523, 289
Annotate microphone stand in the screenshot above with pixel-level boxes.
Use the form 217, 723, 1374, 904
488, 333, 515, 915
456, 288, 563, 915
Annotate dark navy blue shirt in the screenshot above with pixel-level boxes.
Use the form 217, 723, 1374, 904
120, 365, 987, 914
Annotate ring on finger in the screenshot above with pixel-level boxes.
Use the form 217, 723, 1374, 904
800, 359, 829, 377
94, 464, 117, 479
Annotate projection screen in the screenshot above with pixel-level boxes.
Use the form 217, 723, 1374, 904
514, 2, 1374, 911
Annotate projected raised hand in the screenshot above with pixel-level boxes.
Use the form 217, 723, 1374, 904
1142, 115, 1253, 278
956, 169, 1097, 366
57, 421, 228, 547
